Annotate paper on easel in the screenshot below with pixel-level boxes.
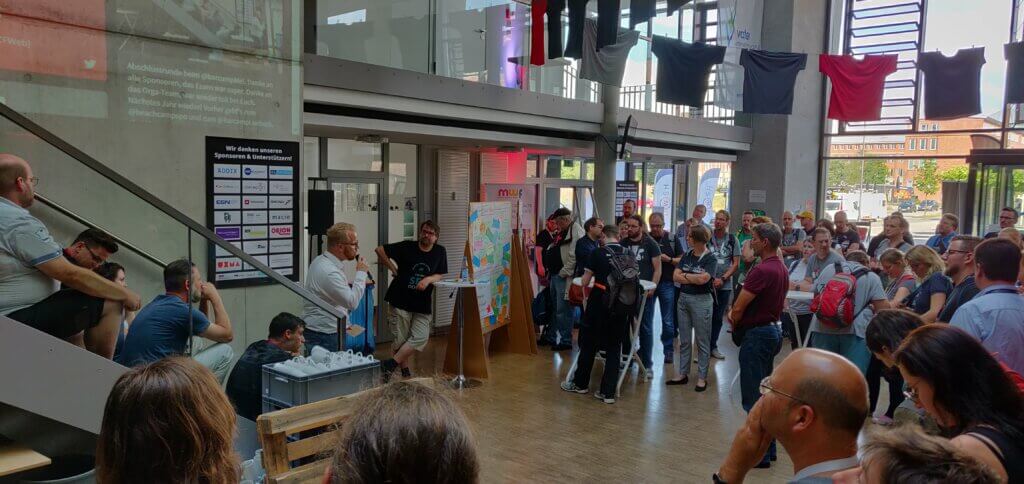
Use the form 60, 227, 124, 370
346, 324, 365, 337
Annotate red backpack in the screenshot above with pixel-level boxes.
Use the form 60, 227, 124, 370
810, 262, 871, 329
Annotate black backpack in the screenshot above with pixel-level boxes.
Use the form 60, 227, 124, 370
603, 245, 641, 315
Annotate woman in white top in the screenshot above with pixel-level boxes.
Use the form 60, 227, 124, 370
783, 240, 815, 351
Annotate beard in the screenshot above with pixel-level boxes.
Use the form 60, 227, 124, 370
944, 264, 960, 278
190, 289, 202, 303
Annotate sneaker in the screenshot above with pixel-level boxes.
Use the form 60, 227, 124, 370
560, 381, 588, 394
594, 391, 616, 404
641, 369, 654, 381
711, 349, 725, 360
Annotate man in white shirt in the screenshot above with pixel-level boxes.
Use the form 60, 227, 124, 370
301, 222, 369, 352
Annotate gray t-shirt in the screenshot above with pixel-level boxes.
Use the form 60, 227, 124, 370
0, 198, 63, 315
875, 238, 913, 254
805, 250, 846, 282
580, 19, 640, 86
810, 261, 887, 338
708, 231, 741, 290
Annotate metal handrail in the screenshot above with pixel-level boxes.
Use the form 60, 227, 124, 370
0, 102, 346, 324
34, 193, 169, 269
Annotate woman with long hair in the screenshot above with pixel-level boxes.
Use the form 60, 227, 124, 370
95, 262, 135, 361
864, 310, 925, 427
895, 324, 1024, 483
324, 381, 479, 484
878, 249, 917, 304
97, 357, 239, 483
902, 246, 951, 324
668, 225, 717, 391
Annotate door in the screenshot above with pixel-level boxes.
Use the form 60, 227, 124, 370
328, 179, 387, 342
973, 164, 1024, 235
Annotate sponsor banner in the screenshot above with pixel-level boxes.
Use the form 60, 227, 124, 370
268, 210, 293, 224
213, 196, 241, 210
216, 270, 265, 281
269, 239, 293, 253
214, 226, 241, 241
215, 257, 242, 272
269, 196, 293, 208
243, 240, 269, 254
243, 226, 268, 239
213, 164, 241, 178
242, 180, 268, 194
214, 241, 242, 257
242, 165, 269, 179
243, 255, 270, 270
269, 180, 292, 194
269, 225, 292, 239
269, 253, 292, 268
243, 211, 268, 225
213, 179, 241, 194
214, 211, 240, 225
242, 195, 268, 209
269, 167, 294, 179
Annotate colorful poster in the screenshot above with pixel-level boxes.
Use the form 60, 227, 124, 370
468, 202, 513, 328
697, 168, 720, 225
716, 0, 764, 111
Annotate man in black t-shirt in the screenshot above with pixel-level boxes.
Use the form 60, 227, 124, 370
648, 212, 680, 364
621, 214, 661, 377
938, 235, 982, 323
833, 211, 862, 255
226, 312, 304, 421
375, 220, 448, 380
561, 224, 632, 404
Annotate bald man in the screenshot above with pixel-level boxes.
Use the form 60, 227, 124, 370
0, 154, 141, 358
716, 349, 868, 483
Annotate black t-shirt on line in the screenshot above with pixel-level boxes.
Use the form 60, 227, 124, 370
383, 240, 448, 314
547, 0, 567, 60
563, 0, 589, 59
1006, 42, 1024, 104
621, 234, 662, 282
918, 47, 986, 120
596, 0, 622, 51
740, 49, 807, 115
652, 36, 727, 107
677, 249, 718, 295
629, 0, 657, 29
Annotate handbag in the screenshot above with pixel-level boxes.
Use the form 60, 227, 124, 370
568, 282, 586, 307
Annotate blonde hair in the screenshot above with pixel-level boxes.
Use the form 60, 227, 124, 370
998, 227, 1022, 248
905, 245, 945, 280
327, 222, 357, 247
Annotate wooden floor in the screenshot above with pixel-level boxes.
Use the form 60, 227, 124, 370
376, 319, 799, 483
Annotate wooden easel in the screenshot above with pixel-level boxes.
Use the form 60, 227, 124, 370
443, 216, 537, 380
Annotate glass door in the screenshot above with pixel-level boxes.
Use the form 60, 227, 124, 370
328, 179, 386, 343
974, 164, 1024, 234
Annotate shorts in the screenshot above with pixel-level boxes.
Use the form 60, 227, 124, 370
389, 307, 432, 351
8, 289, 106, 339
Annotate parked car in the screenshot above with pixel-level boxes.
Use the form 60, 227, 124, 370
897, 200, 916, 213
918, 200, 939, 212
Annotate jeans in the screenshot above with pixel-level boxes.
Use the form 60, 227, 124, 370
710, 289, 732, 352
657, 282, 678, 359
638, 293, 656, 368
573, 293, 629, 396
193, 343, 235, 384
677, 292, 713, 379
809, 332, 872, 375
867, 355, 906, 418
548, 276, 574, 345
304, 329, 340, 354
738, 324, 782, 465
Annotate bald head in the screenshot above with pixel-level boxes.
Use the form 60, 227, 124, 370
770, 349, 868, 438
0, 154, 34, 207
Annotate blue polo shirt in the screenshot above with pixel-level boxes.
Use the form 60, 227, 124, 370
925, 231, 957, 255
117, 294, 211, 366
950, 284, 1024, 375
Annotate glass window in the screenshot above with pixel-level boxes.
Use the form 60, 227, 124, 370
327, 138, 383, 171
388, 143, 417, 242
909, 139, 916, 150
527, 156, 539, 178
316, 1, 432, 73
930, 138, 938, 150
545, 158, 583, 179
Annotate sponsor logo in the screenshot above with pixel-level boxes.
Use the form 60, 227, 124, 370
213, 180, 241, 194
242, 180, 268, 194
214, 211, 240, 226
242, 165, 269, 179
269, 196, 292, 208
270, 253, 292, 268
243, 226, 268, 239
270, 225, 292, 238
243, 211, 268, 224
213, 196, 240, 209
269, 181, 292, 194
496, 188, 523, 197
269, 167, 294, 179
269, 239, 293, 253
269, 210, 293, 223
214, 242, 242, 257
216, 258, 242, 272
216, 271, 264, 281
214, 164, 241, 178
215, 227, 241, 240
243, 240, 269, 254
242, 196, 268, 209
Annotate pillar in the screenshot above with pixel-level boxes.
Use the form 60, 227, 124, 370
594, 83, 619, 222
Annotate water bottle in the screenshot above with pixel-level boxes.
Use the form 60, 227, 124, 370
461, 267, 469, 281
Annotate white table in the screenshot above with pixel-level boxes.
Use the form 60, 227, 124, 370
564, 278, 658, 397
785, 290, 814, 348
435, 279, 486, 389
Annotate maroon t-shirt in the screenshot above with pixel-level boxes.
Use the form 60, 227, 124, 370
738, 255, 788, 327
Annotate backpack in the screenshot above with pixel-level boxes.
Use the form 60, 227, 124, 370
603, 245, 641, 315
810, 262, 871, 330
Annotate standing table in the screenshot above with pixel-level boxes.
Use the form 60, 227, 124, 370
434, 279, 486, 389
785, 290, 815, 348
564, 277, 658, 397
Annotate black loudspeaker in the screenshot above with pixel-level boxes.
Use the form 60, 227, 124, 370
308, 190, 334, 235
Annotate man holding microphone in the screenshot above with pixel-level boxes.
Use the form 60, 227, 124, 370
302, 222, 369, 352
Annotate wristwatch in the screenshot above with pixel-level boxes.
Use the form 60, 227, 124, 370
712, 473, 728, 484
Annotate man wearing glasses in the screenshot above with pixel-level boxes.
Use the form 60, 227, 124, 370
376, 220, 448, 380
302, 222, 369, 353
984, 207, 1019, 239
64, 229, 119, 270
937, 235, 982, 323
715, 349, 868, 483
0, 154, 141, 359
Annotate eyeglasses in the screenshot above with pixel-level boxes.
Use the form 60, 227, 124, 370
759, 377, 809, 405
21, 176, 39, 187
84, 245, 106, 265
945, 249, 970, 255
1000, 216, 1017, 221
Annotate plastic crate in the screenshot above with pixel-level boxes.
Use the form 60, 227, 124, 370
261, 361, 381, 411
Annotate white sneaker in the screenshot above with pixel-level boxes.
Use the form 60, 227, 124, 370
594, 391, 616, 404
560, 381, 588, 394
711, 349, 726, 360
642, 369, 654, 381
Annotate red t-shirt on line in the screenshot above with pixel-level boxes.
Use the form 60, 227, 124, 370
819, 54, 898, 121
738, 255, 788, 328
531, 0, 548, 66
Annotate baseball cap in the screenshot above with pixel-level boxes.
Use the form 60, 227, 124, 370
797, 210, 815, 220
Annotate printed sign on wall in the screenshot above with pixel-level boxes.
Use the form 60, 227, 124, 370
206, 136, 300, 288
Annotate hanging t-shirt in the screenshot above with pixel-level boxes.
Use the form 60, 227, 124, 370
630, 0, 657, 29
547, 0, 567, 60
652, 36, 727, 107
563, 0, 589, 59
918, 47, 986, 120
819, 54, 898, 121
1005, 42, 1024, 104
581, 19, 640, 86
530, 0, 548, 66
596, 0, 621, 51
667, 0, 694, 15
740, 49, 807, 115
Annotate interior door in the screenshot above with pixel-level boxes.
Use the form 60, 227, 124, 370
328, 179, 386, 341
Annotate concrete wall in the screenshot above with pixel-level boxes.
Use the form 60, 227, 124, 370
731, 0, 827, 221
